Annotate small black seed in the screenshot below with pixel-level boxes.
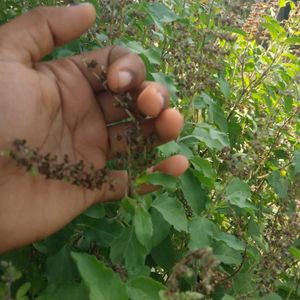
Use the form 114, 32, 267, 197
87, 59, 98, 68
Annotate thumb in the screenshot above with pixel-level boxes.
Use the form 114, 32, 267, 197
0, 4, 96, 65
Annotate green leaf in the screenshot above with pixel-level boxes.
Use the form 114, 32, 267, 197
195, 92, 228, 132
214, 243, 242, 266
283, 95, 293, 112
152, 194, 188, 232
225, 178, 253, 209
151, 73, 178, 98
188, 217, 219, 249
214, 232, 245, 251
16, 282, 31, 300
286, 36, 300, 45
122, 41, 161, 65
151, 236, 180, 271
84, 204, 105, 219
72, 252, 128, 300
221, 295, 235, 300
193, 94, 207, 110
52, 48, 74, 59
279, 0, 286, 7
158, 141, 193, 159
134, 204, 153, 249
110, 227, 148, 277
126, 277, 165, 300
228, 116, 242, 148
232, 273, 255, 294
51, 40, 80, 59
191, 157, 215, 178
223, 26, 247, 36
193, 92, 215, 109
294, 150, 300, 174
208, 101, 228, 132
219, 77, 230, 99
268, 171, 289, 199
145, 3, 179, 32
248, 219, 267, 251
261, 17, 285, 40
191, 123, 230, 151
46, 246, 78, 284
36, 283, 88, 300
180, 169, 208, 214
259, 293, 283, 300
78, 218, 123, 248
44, 227, 73, 254
190, 157, 217, 189
138, 172, 177, 189
289, 247, 300, 260
32, 241, 47, 254
151, 208, 171, 248
124, 40, 147, 54
144, 47, 161, 65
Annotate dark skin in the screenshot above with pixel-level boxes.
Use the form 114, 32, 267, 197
0, 4, 189, 253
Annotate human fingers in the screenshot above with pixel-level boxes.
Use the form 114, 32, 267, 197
138, 155, 190, 194
107, 108, 184, 159
70, 46, 145, 93
98, 82, 170, 123
0, 5, 96, 65
95, 155, 189, 202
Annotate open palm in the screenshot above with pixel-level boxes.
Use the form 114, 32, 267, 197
0, 5, 188, 253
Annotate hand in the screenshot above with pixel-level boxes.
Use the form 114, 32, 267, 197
0, 4, 188, 253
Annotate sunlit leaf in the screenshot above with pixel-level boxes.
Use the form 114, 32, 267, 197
225, 178, 254, 209
219, 77, 231, 99
72, 253, 128, 300
134, 204, 153, 249
294, 150, 300, 174
138, 172, 177, 189
192, 123, 230, 151
126, 277, 165, 300
268, 171, 289, 199
180, 169, 208, 214
152, 194, 188, 232
145, 3, 180, 32
110, 227, 148, 277
289, 247, 300, 260
189, 217, 219, 249
214, 232, 245, 251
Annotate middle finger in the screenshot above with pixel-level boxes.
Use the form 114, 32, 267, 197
96, 81, 170, 124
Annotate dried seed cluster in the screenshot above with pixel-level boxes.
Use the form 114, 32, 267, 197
243, 1, 277, 40
166, 248, 219, 298
255, 211, 300, 296
161, 0, 257, 105
168, 25, 236, 97
6, 139, 109, 190
95, 0, 136, 43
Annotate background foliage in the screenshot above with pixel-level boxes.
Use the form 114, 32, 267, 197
0, 0, 299, 299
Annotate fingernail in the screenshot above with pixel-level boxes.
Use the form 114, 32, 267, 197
118, 71, 132, 89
